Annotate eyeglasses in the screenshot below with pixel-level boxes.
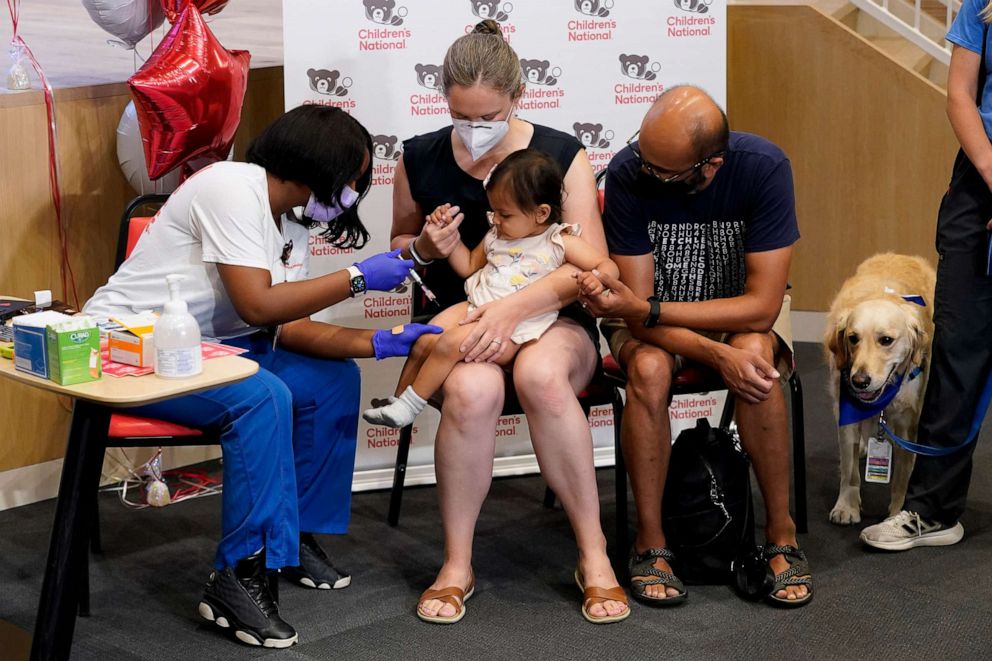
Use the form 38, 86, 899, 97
626, 130, 724, 183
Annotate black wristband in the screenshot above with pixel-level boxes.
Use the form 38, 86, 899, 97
643, 296, 661, 328
409, 237, 433, 266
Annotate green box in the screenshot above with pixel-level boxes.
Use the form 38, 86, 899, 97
46, 325, 101, 386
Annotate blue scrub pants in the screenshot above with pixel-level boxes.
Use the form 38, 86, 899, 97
131, 332, 361, 570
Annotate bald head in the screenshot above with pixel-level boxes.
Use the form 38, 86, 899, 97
639, 86, 728, 171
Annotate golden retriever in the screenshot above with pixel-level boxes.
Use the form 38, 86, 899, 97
824, 253, 935, 525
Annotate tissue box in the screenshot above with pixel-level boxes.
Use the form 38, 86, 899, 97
107, 312, 157, 367
46, 317, 101, 386
11, 311, 72, 378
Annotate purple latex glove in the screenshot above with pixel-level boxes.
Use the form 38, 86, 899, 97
354, 248, 416, 292
372, 323, 444, 360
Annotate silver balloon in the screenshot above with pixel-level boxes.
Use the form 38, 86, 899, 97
81, 0, 166, 49
117, 101, 181, 194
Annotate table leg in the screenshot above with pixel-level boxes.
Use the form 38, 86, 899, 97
30, 400, 109, 661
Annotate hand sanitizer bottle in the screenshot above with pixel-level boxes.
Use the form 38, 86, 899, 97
154, 274, 202, 378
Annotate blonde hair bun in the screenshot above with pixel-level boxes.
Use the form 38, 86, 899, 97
472, 19, 502, 36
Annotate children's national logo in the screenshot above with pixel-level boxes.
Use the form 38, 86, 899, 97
568, 0, 616, 41
469, 0, 513, 22
575, 0, 613, 16
668, 0, 716, 36
573, 122, 616, 168
674, 0, 711, 14
414, 63, 442, 91
307, 68, 351, 96
372, 135, 402, 161
518, 57, 565, 111
614, 54, 665, 105
362, 0, 407, 25
410, 64, 448, 117
618, 54, 660, 80
572, 123, 614, 149
520, 59, 561, 86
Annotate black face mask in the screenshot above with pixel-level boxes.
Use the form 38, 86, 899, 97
658, 168, 706, 195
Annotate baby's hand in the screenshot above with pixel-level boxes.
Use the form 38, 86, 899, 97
575, 271, 607, 297
427, 203, 459, 227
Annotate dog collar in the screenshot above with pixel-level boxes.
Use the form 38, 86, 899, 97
838, 371, 905, 426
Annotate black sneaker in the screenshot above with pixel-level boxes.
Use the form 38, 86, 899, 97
197, 552, 299, 648
282, 533, 351, 590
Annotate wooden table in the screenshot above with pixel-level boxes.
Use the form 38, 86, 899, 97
0, 351, 258, 661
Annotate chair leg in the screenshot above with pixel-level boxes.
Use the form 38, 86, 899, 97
612, 388, 627, 555
387, 425, 414, 527
789, 372, 808, 534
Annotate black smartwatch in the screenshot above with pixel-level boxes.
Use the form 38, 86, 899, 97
643, 295, 661, 328
346, 266, 367, 297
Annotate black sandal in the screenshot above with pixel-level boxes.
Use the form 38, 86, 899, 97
763, 544, 813, 608
627, 547, 687, 606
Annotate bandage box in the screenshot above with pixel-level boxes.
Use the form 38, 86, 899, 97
11, 311, 72, 378
107, 312, 157, 367
46, 317, 101, 386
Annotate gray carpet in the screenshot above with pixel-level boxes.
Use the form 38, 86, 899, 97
1, 342, 990, 660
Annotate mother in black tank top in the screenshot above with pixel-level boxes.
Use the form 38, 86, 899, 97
391, 20, 629, 625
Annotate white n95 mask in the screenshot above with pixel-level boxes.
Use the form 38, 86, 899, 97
452, 116, 511, 161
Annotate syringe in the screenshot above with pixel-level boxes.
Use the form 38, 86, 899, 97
407, 269, 438, 307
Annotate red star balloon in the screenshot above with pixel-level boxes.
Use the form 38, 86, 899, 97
162, 0, 229, 23
128, 5, 249, 179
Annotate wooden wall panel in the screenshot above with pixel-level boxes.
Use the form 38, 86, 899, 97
727, 5, 956, 310
0, 68, 284, 472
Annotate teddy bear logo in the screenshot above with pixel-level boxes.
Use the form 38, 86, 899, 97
414, 63, 443, 91
572, 123, 614, 149
362, 0, 408, 25
618, 54, 660, 81
574, 0, 613, 17
306, 68, 352, 97
674, 0, 711, 13
520, 59, 561, 86
469, 0, 513, 22
372, 135, 401, 161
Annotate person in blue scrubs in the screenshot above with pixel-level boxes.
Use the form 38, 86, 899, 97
84, 105, 441, 648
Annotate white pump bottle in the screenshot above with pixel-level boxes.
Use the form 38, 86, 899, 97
154, 274, 203, 378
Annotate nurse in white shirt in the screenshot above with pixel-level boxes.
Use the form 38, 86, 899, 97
84, 105, 441, 649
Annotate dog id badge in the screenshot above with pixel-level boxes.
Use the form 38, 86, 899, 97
865, 435, 892, 484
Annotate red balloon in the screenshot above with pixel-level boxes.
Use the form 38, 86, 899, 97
162, 0, 229, 23
128, 5, 250, 180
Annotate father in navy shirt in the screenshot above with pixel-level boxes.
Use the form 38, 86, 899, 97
578, 86, 810, 608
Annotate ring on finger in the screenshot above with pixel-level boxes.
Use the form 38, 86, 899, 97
490, 337, 502, 345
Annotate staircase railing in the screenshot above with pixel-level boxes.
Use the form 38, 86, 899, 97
850, 0, 961, 64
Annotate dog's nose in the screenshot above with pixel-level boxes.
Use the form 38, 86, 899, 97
851, 374, 872, 390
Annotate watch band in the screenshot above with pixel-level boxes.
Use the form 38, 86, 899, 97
346, 265, 366, 297
643, 296, 661, 328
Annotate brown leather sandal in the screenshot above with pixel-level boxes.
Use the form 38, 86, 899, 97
574, 570, 630, 624
416, 581, 475, 624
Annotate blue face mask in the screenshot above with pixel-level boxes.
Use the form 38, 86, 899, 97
304, 185, 359, 223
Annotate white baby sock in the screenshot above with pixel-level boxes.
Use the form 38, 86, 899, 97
362, 386, 427, 428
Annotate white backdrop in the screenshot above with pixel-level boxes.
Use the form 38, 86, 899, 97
282, 0, 727, 487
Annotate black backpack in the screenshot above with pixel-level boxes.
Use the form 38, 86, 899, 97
661, 418, 761, 588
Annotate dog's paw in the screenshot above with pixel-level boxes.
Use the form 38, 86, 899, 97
829, 505, 861, 525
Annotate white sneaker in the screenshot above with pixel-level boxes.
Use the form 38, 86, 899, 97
860, 510, 964, 551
